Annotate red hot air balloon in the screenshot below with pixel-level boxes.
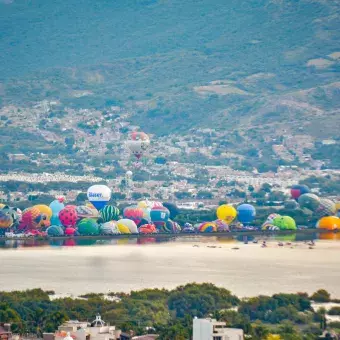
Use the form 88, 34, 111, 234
123, 206, 144, 225
59, 207, 78, 227
290, 185, 309, 201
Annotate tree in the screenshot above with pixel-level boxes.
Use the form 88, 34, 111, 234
76, 192, 87, 202
131, 192, 143, 200
196, 191, 213, 199
111, 192, 126, 200
261, 183, 272, 193
311, 289, 330, 303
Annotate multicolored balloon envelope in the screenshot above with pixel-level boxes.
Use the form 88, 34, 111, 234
99, 205, 120, 222
87, 185, 111, 210
150, 206, 170, 226
139, 224, 157, 234
33, 205, 53, 219
20, 207, 50, 230
198, 222, 217, 233
123, 206, 144, 225
214, 219, 230, 232
117, 219, 138, 233
100, 221, 121, 235
314, 199, 336, 219
46, 225, 64, 236
0, 210, 13, 229
298, 193, 320, 212
126, 132, 150, 160
290, 184, 309, 200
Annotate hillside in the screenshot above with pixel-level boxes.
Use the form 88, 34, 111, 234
0, 0, 339, 169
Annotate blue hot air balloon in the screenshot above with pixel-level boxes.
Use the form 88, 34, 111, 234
237, 204, 256, 225
87, 185, 112, 210
49, 199, 65, 226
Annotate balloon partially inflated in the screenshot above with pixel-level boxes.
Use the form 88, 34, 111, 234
87, 185, 111, 210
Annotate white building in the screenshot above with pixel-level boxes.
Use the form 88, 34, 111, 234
44, 315, 120, 340
193, 318, 244, 340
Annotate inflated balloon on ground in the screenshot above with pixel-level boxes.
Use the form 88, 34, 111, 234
199, 222, 217, 232
123, 206, 144, 225
317, 216, 340, 230
237, 204, 256, 225
59, 207, 78, 227
117, 219, 138, 233
273, 216, 297, 230
216, 204, 237, 224
77, 218, 99, 235
290, 184, 309, 200
46, 225, 64, 236
100, 221, 121, 235
99, 205, 119, 222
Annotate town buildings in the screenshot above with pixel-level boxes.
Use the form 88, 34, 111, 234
193, 318, 244, 340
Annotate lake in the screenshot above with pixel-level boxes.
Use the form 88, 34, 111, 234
0, 233, 339, 298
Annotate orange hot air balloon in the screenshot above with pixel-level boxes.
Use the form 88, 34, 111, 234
20, 207, 50, 230
318, 216, 340, 230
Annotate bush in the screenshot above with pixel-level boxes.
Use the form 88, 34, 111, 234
328, 307, 340, 316
311, 289, 331, 303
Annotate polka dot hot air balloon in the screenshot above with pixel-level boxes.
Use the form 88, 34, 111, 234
99, 205, 120, 223
290, 184, 309, 201
59, 207, 78, 227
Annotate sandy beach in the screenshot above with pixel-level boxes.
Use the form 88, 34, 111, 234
0, 239, 339, 298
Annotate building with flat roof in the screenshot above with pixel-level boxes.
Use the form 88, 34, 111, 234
43, 315, 120, 340
193, 318, 244, 340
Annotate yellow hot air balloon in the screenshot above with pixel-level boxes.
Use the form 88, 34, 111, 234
33, 204, 53, 219
116, 222, 132, 234
216, 204, 237, 224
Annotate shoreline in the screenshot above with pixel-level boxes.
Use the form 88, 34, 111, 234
1, 228, 335, 241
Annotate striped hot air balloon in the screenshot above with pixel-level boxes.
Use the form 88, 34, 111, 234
99, 205, 120, 223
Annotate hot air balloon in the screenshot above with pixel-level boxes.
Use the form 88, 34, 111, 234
1, 206, 20, 227
100, 221, 121, 235
99, 205, 120, 222
139, 224, 157, 234
59, 207, 78, 227
317, 216, 340, 230
77, 218, 99, 235
150, 206, 170, 228
314, 198, 336, 219
76, 205, 99, 219
273, 216, 297, 230
160, 220, 179, 233
0, 210, 13, 229
87, 185, 112, 210
65, 227, 76, 236
34, 205, 53, 219
237, 204, 256, 225
298, 193, 320, 212
49, 198, 65, 226
20, 207, 50, 230
214, 219, 230, 232
266, 213, 281, 224
290, 184, 309, 201
216, 204, 237, 224
123, 206, 144, 225
198, 222, 217, 233
46, 225, 64, 236
126, 132, 150, 160
117, 219, 138, 233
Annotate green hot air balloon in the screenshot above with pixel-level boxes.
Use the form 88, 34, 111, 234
99, 205, 120, 223
273, 216, 297, 230
298, 193, 320, 212
77, 218, 99, 235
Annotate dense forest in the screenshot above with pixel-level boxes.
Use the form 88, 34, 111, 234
0, 284, 339, 340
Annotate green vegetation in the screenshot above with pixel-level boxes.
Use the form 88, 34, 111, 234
0, 285, 337, 339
